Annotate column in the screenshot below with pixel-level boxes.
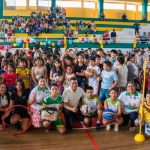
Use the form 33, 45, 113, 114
51, 0, 56, 13
98, 0, 104, 18
0, 0, 3, 18
142, 0, 148, 21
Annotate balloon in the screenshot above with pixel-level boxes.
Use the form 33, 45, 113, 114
61, 41, 64, 45
69, 40, 72, 44
51, 42, 55, 47
13, 43, 17, 47
57, 42, 60, 46
76, 39, 80, 42
27, 38, 30, 43
40, 42, 43, 46
0, 45, 5, 50
94, 39, 98, 43
82, 38, 84, 42
21, 40, 24, 43
48, 40, 51, 44
35, 41, 39, 45
58, 40, 61, 44
116, 38, 119, 43
43, 42, 46, 46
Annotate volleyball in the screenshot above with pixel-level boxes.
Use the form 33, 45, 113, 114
102, 109, 115, 121
80, 105, 91, 116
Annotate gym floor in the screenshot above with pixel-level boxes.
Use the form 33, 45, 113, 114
0, 127, 150, 150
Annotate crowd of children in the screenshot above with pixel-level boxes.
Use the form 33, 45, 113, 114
0, 46, 150, 136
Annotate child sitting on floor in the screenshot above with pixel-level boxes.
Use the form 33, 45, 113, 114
42, 84, 65, 134
81, 86, 103, 130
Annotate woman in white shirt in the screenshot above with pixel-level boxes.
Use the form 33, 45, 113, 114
118, 82, 142, 131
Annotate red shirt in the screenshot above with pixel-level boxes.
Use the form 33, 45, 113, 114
3, 72, 17, 86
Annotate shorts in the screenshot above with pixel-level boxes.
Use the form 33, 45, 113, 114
52, 118, 65, 129
12, 108, 30, 119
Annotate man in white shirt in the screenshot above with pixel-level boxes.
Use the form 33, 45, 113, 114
63, 77, 86, 130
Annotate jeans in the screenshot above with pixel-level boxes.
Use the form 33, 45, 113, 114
63, 108, 83, 130
123, 112, 138, 127
99, 89, 109, 104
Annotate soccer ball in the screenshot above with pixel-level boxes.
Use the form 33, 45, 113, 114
80, 105, 91, 116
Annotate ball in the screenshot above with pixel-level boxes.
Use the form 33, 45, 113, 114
102, 109, 115, 121
80, 105, 91, 116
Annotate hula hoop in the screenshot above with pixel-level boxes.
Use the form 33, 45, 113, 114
2, 105, 32, 136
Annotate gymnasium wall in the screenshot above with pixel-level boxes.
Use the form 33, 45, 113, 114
3, 8, 147, 20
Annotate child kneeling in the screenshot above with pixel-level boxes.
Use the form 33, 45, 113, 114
103, 88, 123, 131
42, 84, 66, 134
139, 91, 150, 136
81, 86, 103, 130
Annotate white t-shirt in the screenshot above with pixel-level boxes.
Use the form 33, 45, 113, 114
115, 65, 128, 87
118, 91, 142, 114
63, 86, 86, 107
29, 86, 50, 104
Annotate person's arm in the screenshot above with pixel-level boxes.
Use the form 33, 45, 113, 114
104, 100, 108, 110
49, 70, 55, 81
110, 71, 118, 89
31, 67, 37, 85
63, 102, 77, 113
44, 67, 48, 81
116, 101, 122, 117
28, 89, 36, 105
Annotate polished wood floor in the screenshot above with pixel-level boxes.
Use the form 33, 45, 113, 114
0, 127, 150, 150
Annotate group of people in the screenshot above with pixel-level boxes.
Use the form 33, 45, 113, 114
0, 8, 66, 39
0, 46, 150, 135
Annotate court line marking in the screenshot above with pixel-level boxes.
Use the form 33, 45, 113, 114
80, 121, 100, 150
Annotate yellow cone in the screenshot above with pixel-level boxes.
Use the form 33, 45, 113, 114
134, 133, 145, 142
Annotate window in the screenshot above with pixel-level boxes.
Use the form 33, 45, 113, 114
138, 5, 150, 12
148, 6, 150, 12
56, 1, 82, 8
15, 0, 26, 6
38, 0, 50, 7
84, 2, 95, 9
104, 3, 125, 10
126, 4, 136, 11
138, 6, 142, 11
29, 0, 37, 6
5, 0, 15, 6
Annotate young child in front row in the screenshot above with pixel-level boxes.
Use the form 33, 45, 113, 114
139, 91, 150, 136
82, 86, 103, 130
42, 84, 66, 134
103, 88, 123, 131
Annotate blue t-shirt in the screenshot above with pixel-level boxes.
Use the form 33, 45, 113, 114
101, 70, 118, 89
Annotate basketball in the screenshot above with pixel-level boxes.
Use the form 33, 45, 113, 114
102, 109, 115, 121
80, 105, 91, 116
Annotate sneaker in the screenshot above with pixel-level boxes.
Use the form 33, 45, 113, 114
106, 124, 111, 131
129, 127, 136, 132
114, 123, 119, 132
96, 123, 100, 131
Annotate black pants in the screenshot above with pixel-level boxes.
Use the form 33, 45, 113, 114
123, 112, 138, 127
63, 108, 83, 130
